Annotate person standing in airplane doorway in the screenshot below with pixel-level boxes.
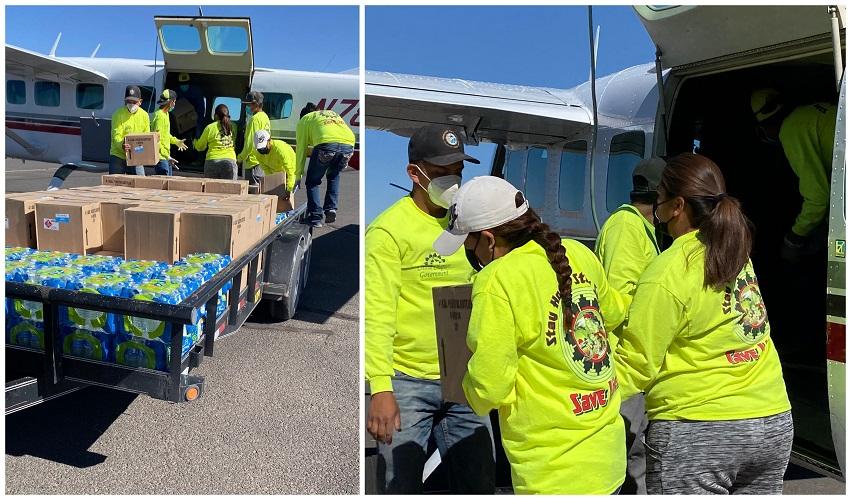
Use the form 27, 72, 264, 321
295, 103, 356, 227
365, 125, 495, 494
751, 88, 837, 262
150, 89, 188, 176
109, 85, 150, 176
594, 157, 666, 494
616, 153, 792, 495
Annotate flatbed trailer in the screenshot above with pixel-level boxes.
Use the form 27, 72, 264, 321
5, 203, 312, 414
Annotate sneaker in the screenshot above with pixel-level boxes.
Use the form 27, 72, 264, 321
308, 219, 324, 228
324, 210, 337, 224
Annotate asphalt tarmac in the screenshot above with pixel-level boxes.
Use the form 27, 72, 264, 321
5, 160, 361, 494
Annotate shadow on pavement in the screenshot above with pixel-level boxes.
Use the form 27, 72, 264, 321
5, 386, 136, 468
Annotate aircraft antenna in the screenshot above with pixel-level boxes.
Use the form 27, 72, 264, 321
389, 182, 411, 194
587, 6, 602, 232
90, 44, 101, 58
151, 33, 160, 112
48, 32, 62, 57
199, 7, 204, 17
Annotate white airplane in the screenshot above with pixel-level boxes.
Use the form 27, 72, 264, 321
5, 15, 360, 187
365, 5, 846, 485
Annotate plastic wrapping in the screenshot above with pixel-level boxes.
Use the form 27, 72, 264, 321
69, 254, 124, 274
116, 260, 168, 284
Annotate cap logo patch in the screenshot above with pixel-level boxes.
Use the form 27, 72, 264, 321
447, 204, 458, 230
129, 90, 136, 96
443, 131, 459, 148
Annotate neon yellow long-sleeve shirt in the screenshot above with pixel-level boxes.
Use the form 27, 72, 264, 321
595, 204, 660, 345
150, 108, 181, 161
237, 110, 270, 168
110, 106, 151, 159
193, 121, 237, 161
462, 239, 626, 494
365, 196, 473, 394
255, 139, 297, 190
780, 103, 837, 237
295, 110, 356, 179
615, 230, 791, 421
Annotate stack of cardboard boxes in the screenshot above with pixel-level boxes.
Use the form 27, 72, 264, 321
6, 176, 283, 292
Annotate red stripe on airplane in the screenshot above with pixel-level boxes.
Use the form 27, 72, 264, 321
827, 322, 845, 363
6, 121, 81, 136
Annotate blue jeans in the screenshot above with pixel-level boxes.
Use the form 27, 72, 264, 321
108, 155, 145, 176
155, 159, 172, 176
376, 372, 495, 494
305, 143, 353, 222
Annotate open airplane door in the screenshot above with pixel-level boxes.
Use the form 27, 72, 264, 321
634, 5, 842, 73
154, 16, 254, 81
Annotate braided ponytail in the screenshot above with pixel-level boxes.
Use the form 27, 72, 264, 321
489, 194, 575, 327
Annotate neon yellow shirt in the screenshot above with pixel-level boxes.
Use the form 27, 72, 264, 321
255, 139, 297, 190
615, 230, 791, 421
365, 197, 473, 393
463, 239, 626, 494
237, 110, 271, 168
295, 110, 356, 179
110, 106, 151, 159
780, 103, 837, 237
150, 108, 181, 161
595, 204, 659, 344
194, 121, 237, 161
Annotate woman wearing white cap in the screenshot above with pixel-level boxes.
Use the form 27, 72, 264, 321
432, 176, 627, 494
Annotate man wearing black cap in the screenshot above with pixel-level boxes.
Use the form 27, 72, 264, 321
237, 90, 271, 187
109, 85, 151, 175
365, 124, 495, 494
594, 157, 666, 494
150, 89, 188, 176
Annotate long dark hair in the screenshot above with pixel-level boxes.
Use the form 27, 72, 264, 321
660, 153, 752, 288
487, 192, 574, 326
215, 104, 232, 137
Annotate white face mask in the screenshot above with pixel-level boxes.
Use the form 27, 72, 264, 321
415, 165, 461, 209
126, 103, 139, 113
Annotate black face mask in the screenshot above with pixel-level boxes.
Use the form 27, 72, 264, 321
653, 198, 675, 237
465, 233, 486, 272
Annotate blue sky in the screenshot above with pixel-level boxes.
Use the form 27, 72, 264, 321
365, 6, 656, 222
5, 6, 359, 73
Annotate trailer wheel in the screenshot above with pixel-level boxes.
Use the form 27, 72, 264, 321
269, 237, 308, 321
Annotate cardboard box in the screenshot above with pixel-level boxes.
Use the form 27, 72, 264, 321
179, 206, 252, 259
101, 200, 147, 252
204, 179, 249, 195
133, 176, 169, 190
173, 98, 198, 135
432, 284, 475, 405
102, 174, 137, 188
125, 132, 160, 167
167, 178, 205, 192
6, 193, 54, 248
256, 172, 295, 212
124, 206, 182, 263
34, 200, 103, 254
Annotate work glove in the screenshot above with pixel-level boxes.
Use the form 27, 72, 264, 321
168, 157, 180, 171
175, 138, 188, 151
123, 142, 131, 154
781, 230, 808, 263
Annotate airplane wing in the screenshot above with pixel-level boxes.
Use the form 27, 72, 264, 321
365, 70, 592, 145
6, 44, 108, 83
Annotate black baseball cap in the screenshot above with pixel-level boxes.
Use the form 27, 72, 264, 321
241, 91, 264, 105
632, 157, 666, 193
124, 85, 142, 102
408, 124, 480, 166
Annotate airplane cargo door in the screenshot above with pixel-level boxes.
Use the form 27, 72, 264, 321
154, 16, 254, 82
80, 117, 112, 163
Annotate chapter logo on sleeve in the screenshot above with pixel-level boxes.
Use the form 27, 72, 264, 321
724, 262, 770, 344
560, 275, 614, 383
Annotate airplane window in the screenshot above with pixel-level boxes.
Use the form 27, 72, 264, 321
207, 26, 249, 54
34, 81, 60, 107
212, 96, 242, 121
7, 80, 26, 105
559, 141, 588, 211
262, 93, 294, 120
525, 148, 548, 208
160, 25, 201, 53
605, 131, 646, 212
504, 149, 526, 192
76, 83, 104, 110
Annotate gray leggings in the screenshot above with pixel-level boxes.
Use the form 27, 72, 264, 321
645, 411, 793, 494
204, 159, 237, 180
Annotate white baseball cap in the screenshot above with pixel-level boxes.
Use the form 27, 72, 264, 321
254, 130, 271, 150
433, 176, 529, 256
